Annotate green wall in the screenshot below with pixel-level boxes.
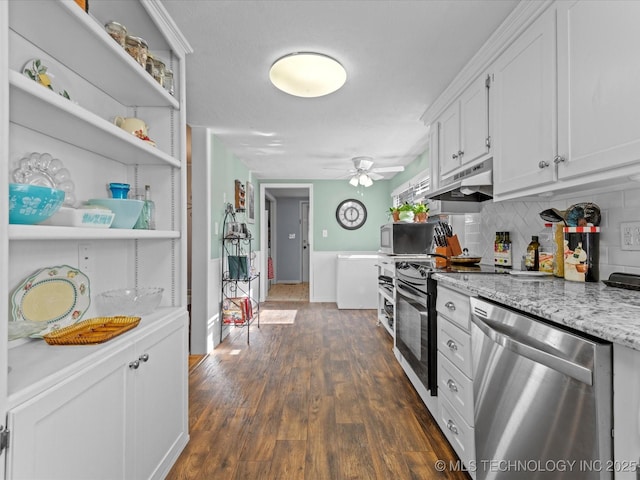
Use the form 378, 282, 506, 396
210, 134, 257, 259
209, 132, 430, 254
389, 147, 431, 192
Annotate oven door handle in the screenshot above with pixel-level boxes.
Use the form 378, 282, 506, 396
396, 282, 426, 304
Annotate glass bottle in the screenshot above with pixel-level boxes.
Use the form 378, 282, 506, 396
525, 235, 540, 271
145, 185, 156, 230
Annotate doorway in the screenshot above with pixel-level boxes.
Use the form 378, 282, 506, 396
260, 184, 313, 302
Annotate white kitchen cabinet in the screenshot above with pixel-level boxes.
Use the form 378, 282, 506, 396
435, 285, 475, 477
556, 0, 640, 181
6, 312, 188, 480
492, 4, 557, 197
438, 74, 491, 180
1, 1, 192, 478
612, 344, 640, 480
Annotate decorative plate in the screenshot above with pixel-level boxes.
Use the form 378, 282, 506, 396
12, 152, 76, 206
23, 58, 71, 100
11, 265, 90, 337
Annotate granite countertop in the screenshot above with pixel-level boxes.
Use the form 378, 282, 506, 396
432, 272, 640, 351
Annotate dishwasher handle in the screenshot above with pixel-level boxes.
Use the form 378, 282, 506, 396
471, 309, 593, 386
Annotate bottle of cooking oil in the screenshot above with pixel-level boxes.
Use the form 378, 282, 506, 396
525, 235, 540, 271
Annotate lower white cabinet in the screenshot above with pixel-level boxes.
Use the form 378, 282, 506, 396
5, 312, 189, 480
436, 285, 475, 478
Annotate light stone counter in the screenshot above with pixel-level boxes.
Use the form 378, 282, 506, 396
432, 272, 640, 351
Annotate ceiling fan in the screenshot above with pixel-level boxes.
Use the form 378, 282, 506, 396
346, 156, 405, 187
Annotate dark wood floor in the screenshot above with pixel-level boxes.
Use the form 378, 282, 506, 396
168, 301, 470, 480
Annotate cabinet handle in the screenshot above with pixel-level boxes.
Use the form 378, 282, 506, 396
129, 360, 140, 370
446, 339, 458, 351
458, 150, 464, 157
554, 155, 566, 164
538, 160, 550, 169
447, 420, 459, 435
139, 353, 150, 362
447, 379, 458, 392
444, 301, 456, 311
452, 153, 458, 160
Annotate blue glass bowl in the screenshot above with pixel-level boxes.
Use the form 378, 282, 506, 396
9, 183, 65, 224
86, 198, 144, 228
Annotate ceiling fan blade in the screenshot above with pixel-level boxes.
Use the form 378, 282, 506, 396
368, 172, 384, 181
371, 166, 405, 173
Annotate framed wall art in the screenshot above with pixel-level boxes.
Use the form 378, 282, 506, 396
246, 180, 255, 223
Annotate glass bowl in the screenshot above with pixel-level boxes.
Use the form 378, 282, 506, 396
96, 287, 163, 316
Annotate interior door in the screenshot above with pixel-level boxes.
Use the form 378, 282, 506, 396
301, 201, 309, 283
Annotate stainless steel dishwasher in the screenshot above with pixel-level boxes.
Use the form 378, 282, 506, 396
470, 297, 612, 480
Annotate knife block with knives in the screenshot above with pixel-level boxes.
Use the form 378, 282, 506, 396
434, 221, 463, 267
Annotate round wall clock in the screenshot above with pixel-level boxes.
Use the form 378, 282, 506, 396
336, 199, 367, 230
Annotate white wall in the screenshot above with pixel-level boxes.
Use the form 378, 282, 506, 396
466, 183, 640, 279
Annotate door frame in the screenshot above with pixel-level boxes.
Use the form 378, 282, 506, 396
300, 200, 310, 282
259, 183, 313, 302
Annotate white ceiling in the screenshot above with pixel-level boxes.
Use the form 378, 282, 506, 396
162, 0, 518, 182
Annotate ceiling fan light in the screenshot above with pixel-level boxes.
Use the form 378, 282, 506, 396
349, 176, 359, 187
360, 174, 373, 187
269, 52, 347, 98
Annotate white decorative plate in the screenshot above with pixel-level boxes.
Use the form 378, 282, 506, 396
23, 58, 71, 100
12, 152, 76, 206
11, 265, 90, 337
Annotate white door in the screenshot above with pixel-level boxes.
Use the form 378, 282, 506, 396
557, 0, 640, 180
460, 74, 490, 165
6, 346, 135, 480
439, 100, 461, 177
493, 5, 557, 196
301, 201, 310, 283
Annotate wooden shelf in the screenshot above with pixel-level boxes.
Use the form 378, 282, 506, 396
10, 71, 180, 167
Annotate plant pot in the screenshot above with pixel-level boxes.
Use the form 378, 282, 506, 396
392, 211, 400, 222
415, 212, 428, 223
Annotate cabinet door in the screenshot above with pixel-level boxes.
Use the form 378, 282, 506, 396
557, 0, 640, 180
133, 316, 188, 480
460, 75, 490, 166
6, 345, 135, 480
439, 101, 461, 177
493, 6, 557, 196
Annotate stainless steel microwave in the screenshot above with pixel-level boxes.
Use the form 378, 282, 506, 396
380, 223, 435, 255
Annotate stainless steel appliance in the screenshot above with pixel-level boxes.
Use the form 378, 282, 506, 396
395, 260, 438, 394
380, 222, 435, 255
471, 297, 612, 480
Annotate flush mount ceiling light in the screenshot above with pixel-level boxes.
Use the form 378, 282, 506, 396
269, 52, 347, 98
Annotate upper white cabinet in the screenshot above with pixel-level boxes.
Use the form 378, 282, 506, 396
492, 5, 557, 196
493, 0, 640, 200
438, 74, 491, 179
556, 0, 640, 180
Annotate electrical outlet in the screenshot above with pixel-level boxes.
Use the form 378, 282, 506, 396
621, 222, 640, 251
78, 243, 93, 272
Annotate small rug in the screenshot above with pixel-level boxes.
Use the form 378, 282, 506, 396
259, 309, 297, 324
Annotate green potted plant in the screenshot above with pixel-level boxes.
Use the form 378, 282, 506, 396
412, 202, 429, 223
388, 206, 400, 222
397, 202, 414, 222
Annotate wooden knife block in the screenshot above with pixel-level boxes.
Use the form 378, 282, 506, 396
447, 234, 463, 256
435, 246, 451, 268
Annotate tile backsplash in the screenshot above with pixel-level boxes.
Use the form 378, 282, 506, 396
459, 184, 640, 278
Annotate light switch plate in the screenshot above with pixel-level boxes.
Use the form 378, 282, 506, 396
621, 222, 640, 250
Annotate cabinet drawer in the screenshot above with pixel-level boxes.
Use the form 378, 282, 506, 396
438, 352, 474, 427
438, 317, 473, 378
438, 395, 476, 470
436, 286, 471, 332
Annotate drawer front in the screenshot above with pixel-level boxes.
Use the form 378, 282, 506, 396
438, 352, 474, 427
436, 286, 471, 332
438, 317, 473, 378
439, 395, 476, 470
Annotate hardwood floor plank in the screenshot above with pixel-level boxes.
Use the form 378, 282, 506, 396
167, 302, 470, 480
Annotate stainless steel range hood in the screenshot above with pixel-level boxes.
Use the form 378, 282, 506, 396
423, 160, 493, 214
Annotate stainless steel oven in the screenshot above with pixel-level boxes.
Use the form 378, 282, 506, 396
395, 261, 438, 395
